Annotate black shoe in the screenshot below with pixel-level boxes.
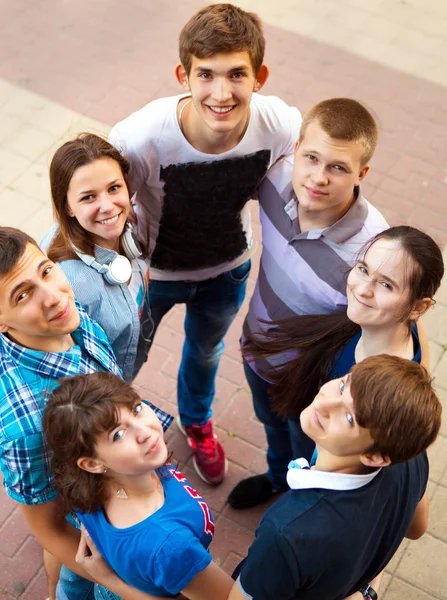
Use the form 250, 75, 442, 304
228, 473, 278, 509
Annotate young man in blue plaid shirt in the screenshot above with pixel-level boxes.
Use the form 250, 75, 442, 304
0, 227, 172, 600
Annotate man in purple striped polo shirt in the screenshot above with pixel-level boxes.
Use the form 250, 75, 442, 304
228, 98, 389, 509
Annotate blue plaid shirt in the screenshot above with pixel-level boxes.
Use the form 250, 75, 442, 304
0, 302, 172, 505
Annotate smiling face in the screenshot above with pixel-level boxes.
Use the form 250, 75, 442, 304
91, 401, 168, 477
66, 157, 131, 251
300, 375, 375, 458
176, 51, 267, 143
347, 238, 415, 329
0, 243, 79, 352
293, 120, 369, 223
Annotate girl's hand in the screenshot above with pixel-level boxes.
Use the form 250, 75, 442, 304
75, 527, 164, 600
75, 526, 118, 586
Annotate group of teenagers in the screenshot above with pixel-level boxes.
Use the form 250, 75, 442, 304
0, 4, 444, 600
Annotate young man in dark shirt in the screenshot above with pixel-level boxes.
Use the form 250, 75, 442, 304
230, 355, 439, 600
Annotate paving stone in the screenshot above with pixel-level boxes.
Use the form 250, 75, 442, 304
427, 485, 447, 542
383, 577, 441, 600
0, 536, 43, 597
0, 188, 41, 229
0, 487, 16, 528
422, 306, 447, 347
427, 434, 447, 484
0, 508, 34, 559
386, 538, 410, 574
2, 125, 57, 163
396, 533, 447, 598
0, 149, 31, 187
19, 202, 54, 243
1, 1, 447, 597
19, 567, 49, 600
211, 515, 255, 570
433, 353, 447, 390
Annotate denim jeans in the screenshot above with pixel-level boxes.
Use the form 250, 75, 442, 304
56, 567, 95, 600
244, 361, 315, 490
94, 585, 121, 600
147, 260, 251, 426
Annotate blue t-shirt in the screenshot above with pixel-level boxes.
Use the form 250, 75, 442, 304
77, 466, 214, 596
329, 326, 421, 380
238, 452, 428, 599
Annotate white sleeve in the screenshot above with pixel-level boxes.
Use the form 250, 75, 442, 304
109, 122, 150, 197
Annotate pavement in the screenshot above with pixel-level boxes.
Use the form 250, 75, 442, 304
0, 0, 447, 598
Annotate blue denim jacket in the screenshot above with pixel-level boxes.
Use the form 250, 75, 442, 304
56, 246, 150, 381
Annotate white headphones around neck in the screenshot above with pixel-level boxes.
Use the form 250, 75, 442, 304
74, 223, 142, 286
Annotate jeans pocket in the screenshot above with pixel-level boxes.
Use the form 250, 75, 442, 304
226, 259, 251, 284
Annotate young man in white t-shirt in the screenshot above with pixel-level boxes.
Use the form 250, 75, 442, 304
110, 3, 301, 485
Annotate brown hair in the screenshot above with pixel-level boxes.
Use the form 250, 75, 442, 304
0, 227, 39, 278
43, 372, 142, 513
47, 133, 138, 263
245, 226, 444, 418
179, 3, 265, 75
351, 355, 441, 464
299, 98, 378, 166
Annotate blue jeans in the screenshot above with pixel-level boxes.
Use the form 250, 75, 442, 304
148, 260, 251, 426
56, 567, 95, 600
244, 361, 315, 490
94, 585, 121, 600
56, 567, 121, 600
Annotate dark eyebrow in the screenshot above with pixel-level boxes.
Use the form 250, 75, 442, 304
78, 179, 120, 198
9, 259, 50, 303
360, 259, 400, 289
229, 65, 250, 72
193, 64, 249, 74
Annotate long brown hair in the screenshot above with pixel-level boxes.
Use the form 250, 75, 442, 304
245, 226, 444, 418
47, 133, 142, 262
43, 372, 142, 513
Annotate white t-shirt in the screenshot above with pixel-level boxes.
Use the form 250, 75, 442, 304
110, 93, 301, 281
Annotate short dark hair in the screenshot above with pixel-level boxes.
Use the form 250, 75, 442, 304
43, 372, 141, 513
0, 227, 39, 277
351, 355, 441, 464
179, 3, 265, 75
299, 98, 378, 166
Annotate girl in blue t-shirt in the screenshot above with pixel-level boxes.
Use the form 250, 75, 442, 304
43, 371, 233, 599
42, 133, 152, 383
245, 226, 444, 460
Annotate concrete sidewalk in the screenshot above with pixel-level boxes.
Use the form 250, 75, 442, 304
1, 1, 447, 598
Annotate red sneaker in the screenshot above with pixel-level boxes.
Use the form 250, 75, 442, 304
177, 417, 227, 485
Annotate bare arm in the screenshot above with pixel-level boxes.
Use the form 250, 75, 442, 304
228, 579, 246, 600
405, 491, 429, 540
182, 561, 233, 600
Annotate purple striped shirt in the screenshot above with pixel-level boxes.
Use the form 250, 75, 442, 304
243, 154, 389, 378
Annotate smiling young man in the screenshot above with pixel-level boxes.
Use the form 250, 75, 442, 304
230, 355, 440, 600
109, 3, 301, 486
0, 227, 172, 600
229, 98, 390, 509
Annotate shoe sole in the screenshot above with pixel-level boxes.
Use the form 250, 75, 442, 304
176, 416, 228, 486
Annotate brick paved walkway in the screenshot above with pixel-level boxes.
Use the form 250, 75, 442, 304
1, 1, 447, 598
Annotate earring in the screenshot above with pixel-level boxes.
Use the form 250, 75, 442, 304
103, 468, 108, 474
